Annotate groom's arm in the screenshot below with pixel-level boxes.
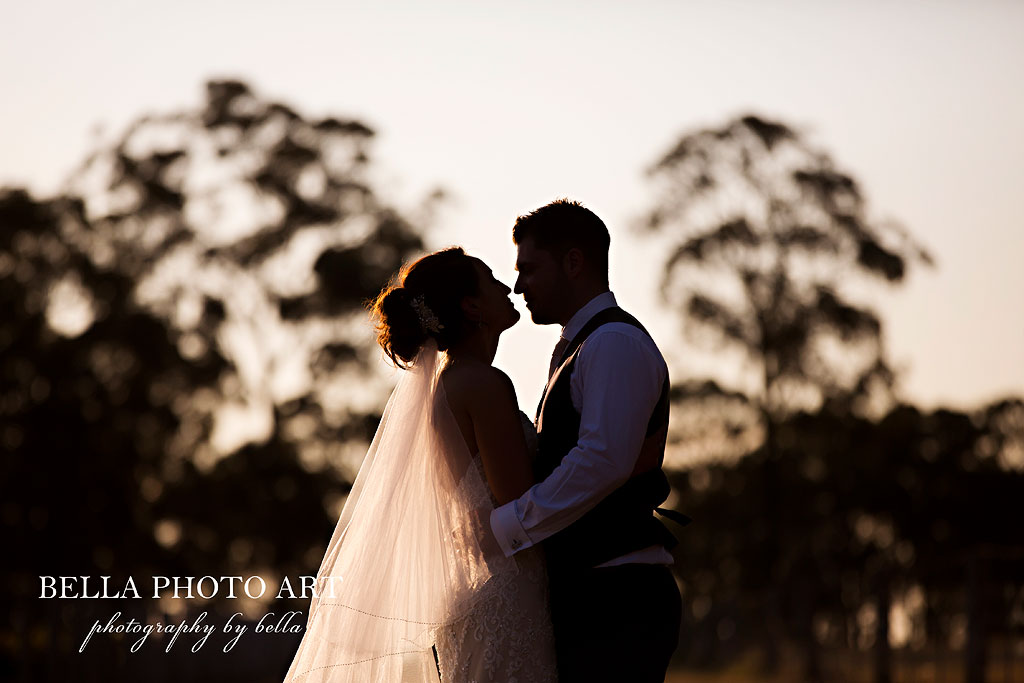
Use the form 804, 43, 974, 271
489, 327, 666, 556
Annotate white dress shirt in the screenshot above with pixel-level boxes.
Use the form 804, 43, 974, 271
490, 292, 675, 567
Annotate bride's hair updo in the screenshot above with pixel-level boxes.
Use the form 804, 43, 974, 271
370, 247, 480, 367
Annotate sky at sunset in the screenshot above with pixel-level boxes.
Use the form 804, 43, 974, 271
3, 0, 1022, 414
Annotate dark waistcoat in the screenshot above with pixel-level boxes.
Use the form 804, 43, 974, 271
534, 306, 680, 576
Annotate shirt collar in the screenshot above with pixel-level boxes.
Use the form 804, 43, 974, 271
561, 291, 617, 342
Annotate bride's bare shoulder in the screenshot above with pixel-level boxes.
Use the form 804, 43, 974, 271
441, 361, 517, 405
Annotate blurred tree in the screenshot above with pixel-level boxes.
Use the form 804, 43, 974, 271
640, 114, 933, 680
641, 114, 932, 418
665, 398, 1024, 682
0, 80, 434, 682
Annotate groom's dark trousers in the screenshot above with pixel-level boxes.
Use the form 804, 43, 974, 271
549, 563, 681, 683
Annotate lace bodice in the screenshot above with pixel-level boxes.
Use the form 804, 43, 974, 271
434, 411, 557, 683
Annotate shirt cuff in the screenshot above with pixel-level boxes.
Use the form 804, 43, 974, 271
489, 500, 533, 557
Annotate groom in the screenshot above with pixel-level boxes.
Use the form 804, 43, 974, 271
490, 199, 682, 682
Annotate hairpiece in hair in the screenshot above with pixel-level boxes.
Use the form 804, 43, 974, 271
410, 294, 444, 334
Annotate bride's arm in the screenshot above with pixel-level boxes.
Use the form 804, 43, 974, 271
464, 367, 534, 505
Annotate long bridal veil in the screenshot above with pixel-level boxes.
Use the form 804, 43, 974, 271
283, 341, 516, 683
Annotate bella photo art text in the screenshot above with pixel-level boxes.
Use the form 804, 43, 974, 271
39, 574, 340, 600
39, 575, 342, 654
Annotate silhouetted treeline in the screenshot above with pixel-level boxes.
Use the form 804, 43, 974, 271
665, 397, 1024, 681
1, 80, 431, 682
1, 87, 1021, 683
644, 114, 1024, 682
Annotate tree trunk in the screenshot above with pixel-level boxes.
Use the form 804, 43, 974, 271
965, 553, 987, 683
759, 409, 783, 675
873, 571, 891, 683
800, 605, 823, 682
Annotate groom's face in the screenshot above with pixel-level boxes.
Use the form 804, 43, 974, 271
514, 237, 567, 325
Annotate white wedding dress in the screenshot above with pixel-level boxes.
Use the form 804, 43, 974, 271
434, 415, 558, 683
283, 344, 558, 683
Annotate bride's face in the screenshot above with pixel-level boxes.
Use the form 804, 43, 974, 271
467, 259, 520, 332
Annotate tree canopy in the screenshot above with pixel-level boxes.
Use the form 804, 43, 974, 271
642, 114, 933, 421
1, 79, 433, 681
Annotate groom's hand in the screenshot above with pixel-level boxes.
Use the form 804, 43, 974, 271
474, 506, 506, 563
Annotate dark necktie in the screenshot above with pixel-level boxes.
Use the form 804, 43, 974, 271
548, 335, 569, 379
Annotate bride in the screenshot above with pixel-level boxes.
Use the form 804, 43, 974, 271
283, 247, 559, 682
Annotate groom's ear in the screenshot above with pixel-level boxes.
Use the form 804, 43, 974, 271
562, 247, 585, 279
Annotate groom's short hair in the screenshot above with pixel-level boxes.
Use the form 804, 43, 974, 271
512, 198, 610, 283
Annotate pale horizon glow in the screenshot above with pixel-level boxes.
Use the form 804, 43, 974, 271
2, 0, 1022, 414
